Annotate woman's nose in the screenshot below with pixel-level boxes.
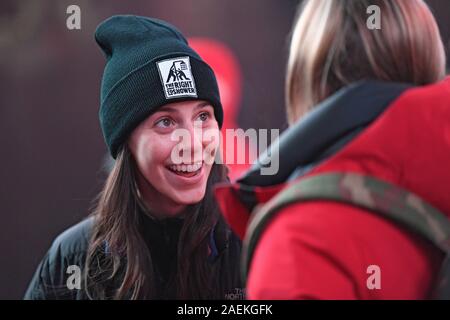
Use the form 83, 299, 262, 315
177, 124, 204, 163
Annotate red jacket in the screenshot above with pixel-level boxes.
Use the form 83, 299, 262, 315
215, 78, 450, 299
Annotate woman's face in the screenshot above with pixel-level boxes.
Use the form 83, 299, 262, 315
128, 100, 220, 217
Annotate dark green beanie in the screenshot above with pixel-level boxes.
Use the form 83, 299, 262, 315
95, 15, 223, 158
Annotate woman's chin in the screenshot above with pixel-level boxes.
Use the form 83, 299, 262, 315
170, 189, 206, 206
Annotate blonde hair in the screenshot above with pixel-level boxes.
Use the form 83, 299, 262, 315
286, 0, 447, 123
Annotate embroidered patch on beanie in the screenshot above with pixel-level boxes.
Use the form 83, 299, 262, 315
157, 56, 198, 99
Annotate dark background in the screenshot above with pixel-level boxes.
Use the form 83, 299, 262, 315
0, 0, 449, 299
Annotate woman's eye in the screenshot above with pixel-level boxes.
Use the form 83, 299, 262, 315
197, 112, 210, 122
155, 118, 173, 128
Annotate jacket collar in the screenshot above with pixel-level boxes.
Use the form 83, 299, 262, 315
215, 80, 412, 239
239, 80, 411, 187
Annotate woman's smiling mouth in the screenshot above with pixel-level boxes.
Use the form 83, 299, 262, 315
167, 161, 203, 178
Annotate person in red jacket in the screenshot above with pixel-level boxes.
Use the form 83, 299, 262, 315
214, 0, 449, 299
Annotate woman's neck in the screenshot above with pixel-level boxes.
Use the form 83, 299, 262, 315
140, 196, 186, 220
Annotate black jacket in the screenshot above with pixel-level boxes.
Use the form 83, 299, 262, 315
24, 211, 242, 300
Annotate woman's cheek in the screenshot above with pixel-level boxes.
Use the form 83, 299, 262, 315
202, 128, 220, 165
153, 137, 179, 164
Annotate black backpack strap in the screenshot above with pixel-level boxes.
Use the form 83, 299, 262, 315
243, 172, 450, 299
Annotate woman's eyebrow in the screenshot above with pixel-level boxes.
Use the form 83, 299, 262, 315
156, 106, 178, 113
155, 102, 211, 114
195, 102, 212, 110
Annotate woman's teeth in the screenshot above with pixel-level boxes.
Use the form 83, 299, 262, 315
169, 162, 202, 173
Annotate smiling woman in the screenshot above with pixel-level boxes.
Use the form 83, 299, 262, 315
23, 15, 242, 300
